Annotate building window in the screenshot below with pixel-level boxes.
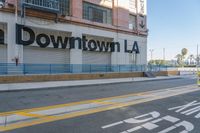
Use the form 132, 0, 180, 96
83, 2, 112, 24
129, 0, 137, 9
129, 14, 137, 30
0, 29, 4, 44
59, 0, 71, 16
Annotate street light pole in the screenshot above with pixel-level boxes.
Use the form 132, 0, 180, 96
197, 44, 199, 66
163, 48, 165, 61
149, 49, 154, 61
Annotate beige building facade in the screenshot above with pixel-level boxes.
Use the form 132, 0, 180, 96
0, 0, 148, 73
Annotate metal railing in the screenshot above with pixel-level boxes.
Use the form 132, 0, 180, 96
22, 0, 60, 13
21, 0, 71, 16
0, 63, 177, 75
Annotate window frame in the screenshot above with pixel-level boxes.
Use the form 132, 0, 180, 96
83, 2, 112, 25
0, 29, 4, 45
59, 0, 71, 16
129, 14, 137, 30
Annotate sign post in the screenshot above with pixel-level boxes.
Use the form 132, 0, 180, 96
197, 66, 200, 86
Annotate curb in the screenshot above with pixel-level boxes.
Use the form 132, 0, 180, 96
0, 76, 182, 92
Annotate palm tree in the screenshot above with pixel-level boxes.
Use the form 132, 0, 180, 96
195, 55, 200, 66
188, 54, 194, 65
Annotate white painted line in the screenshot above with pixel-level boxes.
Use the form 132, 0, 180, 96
142, 122, 158, 130
163, 116, 180, 123
0, 115, 30, 125
151, 118, 162, 123
158, 126, 177, 133
101, 121, 123, 129
0, 84, 199, 129
120, 131, 128, 133
32, 103, 102, 116
126, 126, 142, 132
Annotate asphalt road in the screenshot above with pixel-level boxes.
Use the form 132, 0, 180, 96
0, 76, 196, 112
5, 90, 200, 133
0, 75, 199, 133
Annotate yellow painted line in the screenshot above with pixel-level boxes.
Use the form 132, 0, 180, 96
0, 87, 199, 132
0, 85, 196, 117
0, 85, 198, 131
93, 101, 115, 105
16, 112, 46, 118
0, 89, 189, 131
0, 91, 146, 116
0, 91, 187, 132
0, 97, 157, 132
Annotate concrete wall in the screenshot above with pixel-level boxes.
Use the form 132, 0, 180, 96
178, 67, 197, 75
0, 72, 144, 83
154, 71, 180, 76
0, 70, 180, 83
0, 12, 147, 66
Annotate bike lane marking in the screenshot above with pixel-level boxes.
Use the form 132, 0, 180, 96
0, 84, 198, 132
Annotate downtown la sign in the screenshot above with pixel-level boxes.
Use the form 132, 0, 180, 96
16, 24, 140, 54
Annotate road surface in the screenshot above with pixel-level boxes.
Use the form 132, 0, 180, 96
0, 75, 199, 133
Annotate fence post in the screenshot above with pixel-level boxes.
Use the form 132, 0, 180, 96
23, 64, 26, 75
49, 64, 52, 74
90, 64, 92, 73
141, 65, 143, 72
106, 65, 108, 73
131, 65, 133, 72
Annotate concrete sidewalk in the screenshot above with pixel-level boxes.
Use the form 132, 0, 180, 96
0, 76, 182, 92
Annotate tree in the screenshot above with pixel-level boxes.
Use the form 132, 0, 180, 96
181, 48, 188, 59
160, 60, 166, 65
155, 60, 160, 65
188, 54, 194, 65
175, 54, 182, 66
175, 48, 188, 66
195, 55, 200, 66
148, 60, 166, 65
148, 60, 155, 65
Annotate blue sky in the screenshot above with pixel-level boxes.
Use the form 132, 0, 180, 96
147, 0, 200, 60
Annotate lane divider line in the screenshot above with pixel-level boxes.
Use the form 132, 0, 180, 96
16, 112, 47, 118
0, 84, 195, 117
0, 86, 199, 132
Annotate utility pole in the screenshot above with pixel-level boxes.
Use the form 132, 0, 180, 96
163, 48, 165, 61
197, 44, 199, 66
149, 49, 154, 61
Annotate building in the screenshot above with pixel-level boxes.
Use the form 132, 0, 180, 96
0, 0, 148, 74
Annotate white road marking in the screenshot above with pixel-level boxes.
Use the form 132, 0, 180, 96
32, 103, 101, 116
159, 121, 194, 133
158, 126, 177, 133
162, 116, 180, 123
126, 126, 142, 132
0, 115, 30, 125
103, 112, 194, 133
142, 122, 159, 130
175, 121, 194, 132
101, 121, 123, 129
168, 101, 200, 112
124, 111, 160, 124
169, 101, 200, 119
0, 84, 198, 130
